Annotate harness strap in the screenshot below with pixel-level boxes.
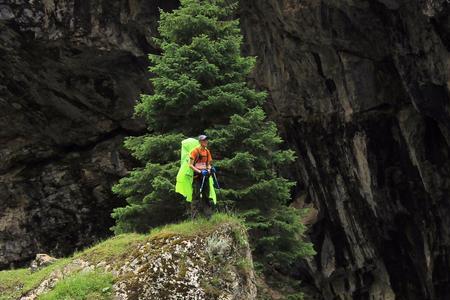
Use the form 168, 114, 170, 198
193, 147, 210, 166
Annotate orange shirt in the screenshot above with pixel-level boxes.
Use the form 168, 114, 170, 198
190, 147, 212, 169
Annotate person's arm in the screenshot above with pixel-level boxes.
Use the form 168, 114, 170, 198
189, 149, 202, 174
189, 158, 201, 174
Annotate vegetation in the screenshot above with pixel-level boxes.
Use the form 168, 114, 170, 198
0, 234, 146, 300
0, 258, 70, 300
0, 213, 242, 299
111, 0, 315, 275
149, 212, 242, 237
75, 233, 147, 265
39, 271, 113, 300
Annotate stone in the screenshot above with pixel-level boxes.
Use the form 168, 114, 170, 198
29, 253, 57, 272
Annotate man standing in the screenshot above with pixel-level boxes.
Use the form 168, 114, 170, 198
189, 135, 213, 218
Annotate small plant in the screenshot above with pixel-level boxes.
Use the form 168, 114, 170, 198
231, 226, 248, 247
236, 258, 253, 276
200, 277, 222, 298
285, 292, 304, 300
205, 232, 232, 261
177, 257, 188, 278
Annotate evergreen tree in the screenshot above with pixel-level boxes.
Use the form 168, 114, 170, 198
206, 107, 315, 271
135, 0, 265, 133
112, 0, 315, 272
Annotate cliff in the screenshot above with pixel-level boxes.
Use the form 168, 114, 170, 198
0, 0, 177, 269
1, 0, 449, 299
240, 1, 450, 299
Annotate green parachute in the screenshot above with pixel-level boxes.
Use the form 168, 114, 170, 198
175, 138, 217, 204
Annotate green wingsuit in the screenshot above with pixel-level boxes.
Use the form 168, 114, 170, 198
175, 138, 217, 204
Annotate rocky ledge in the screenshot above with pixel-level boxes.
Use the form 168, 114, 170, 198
1, 216, 257, 300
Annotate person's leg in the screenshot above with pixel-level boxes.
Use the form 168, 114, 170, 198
204, 198, 213, 219
202, 175, 213, 219
191, 176, 201, 219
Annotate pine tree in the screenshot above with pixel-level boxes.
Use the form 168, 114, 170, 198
111, 0, 315, 272
206, 107, 315, 271
135, 0, 265, 133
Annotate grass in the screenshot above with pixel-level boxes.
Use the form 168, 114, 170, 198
236, 257, 253, 275
0, 258, 71, 300
39, 271, 114, 300
73, 233, 147, 265
0, 234, 146, 300
0, 213, 244, 299
0, 233, 149, 299
149, 213, 243, 238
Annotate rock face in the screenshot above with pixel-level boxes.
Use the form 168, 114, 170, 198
0, 0, 177, 269
1, 0, 450, 299
240, 0, 450, 299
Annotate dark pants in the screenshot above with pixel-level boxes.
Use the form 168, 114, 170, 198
191, 174, 213, 219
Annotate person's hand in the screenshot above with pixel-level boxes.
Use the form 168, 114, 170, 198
201, 169, 208, 176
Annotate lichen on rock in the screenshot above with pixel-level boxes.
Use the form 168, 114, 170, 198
6, 216, 257, 300
113, 223, 257, 300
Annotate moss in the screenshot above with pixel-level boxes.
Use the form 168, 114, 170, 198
200, 276, 222, 298
149, 213, 243, 238
120, 275, 142, 299
231, 225, 249, 247
284, 292, 304, 300
148, 231, 178, 241
236, 257, 253, 277
177, 257, 188, 278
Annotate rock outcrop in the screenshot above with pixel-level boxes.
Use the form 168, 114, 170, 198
1, 0, 450, 299
17, 221, 257, 300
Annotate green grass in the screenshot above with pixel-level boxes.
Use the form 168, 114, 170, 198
73, 233, 147, 264
0, 213, 244, 299
39, 271, 113, 300
0, 233, 148, 300
0, 234, 146, 300
149, 213, 243, 238
236, 257, 253, 274
0, 258, 71, 300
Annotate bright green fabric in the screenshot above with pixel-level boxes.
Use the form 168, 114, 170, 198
175, 138, 216, 204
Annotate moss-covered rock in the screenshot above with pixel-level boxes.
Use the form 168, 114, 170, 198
114, 222, 256, 299
1, 214, 257, 300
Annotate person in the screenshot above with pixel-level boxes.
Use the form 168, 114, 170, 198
189, 134, 213, 218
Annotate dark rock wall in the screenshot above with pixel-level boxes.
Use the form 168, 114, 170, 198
0, 0, 177, 269
1, 0, 449, 299
240, 0, 450, 299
